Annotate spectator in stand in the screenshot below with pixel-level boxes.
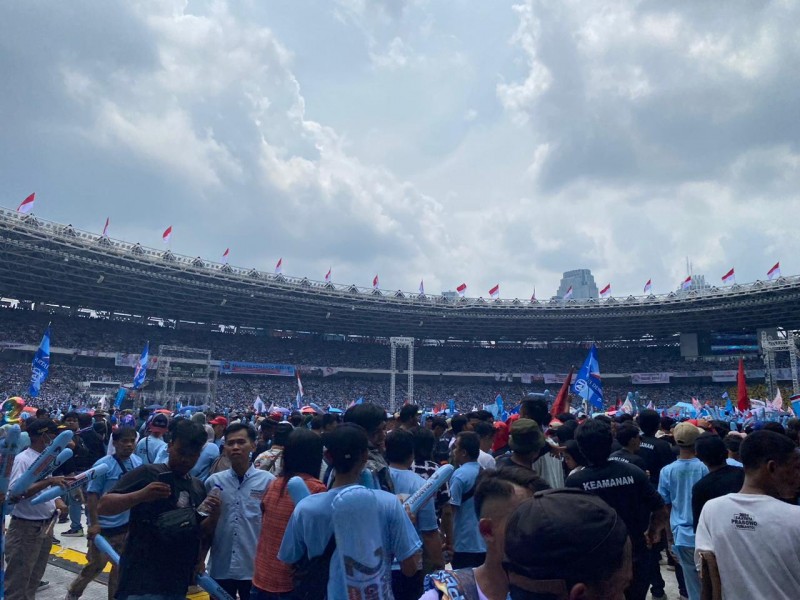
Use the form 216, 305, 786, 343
695, 431, 800, 599
691, 433, 744, 531
448, 431, 486, 569
252, 428, 325, 600
566, 418, 667, 600
657, 423, 708, 600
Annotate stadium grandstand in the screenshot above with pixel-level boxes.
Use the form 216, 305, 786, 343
1, 206, 799, 413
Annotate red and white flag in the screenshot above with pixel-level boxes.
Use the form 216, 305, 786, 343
456, 283, 467, 297
721, 267, 735, 284
644, 279, 652, 294
222, 248, 230, 263
162, 226, 173, 244
563, 286, 573, 300
768, 262, 781, 280
17, 193, 35, 214
681, 276, 692, 290
324, 267, 332, 283
599, 283, 611, 298
530, 288, 536, 302
373, 274, 380, 290
419, 280, 425, 295
692, 397, 702, 412
275, 258, 283, 275
102, 217, 110, 237
489, 284, 500, 299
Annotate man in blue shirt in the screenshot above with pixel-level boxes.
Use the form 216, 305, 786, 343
204, 423, 273, 600
134, 413, 168, 464
66, 427, 142, 600
449, 431, 486, 569
279, 423, 420, 598
191, 426, 221, 482
658, 422, 708, 600
386, 429, 443, 599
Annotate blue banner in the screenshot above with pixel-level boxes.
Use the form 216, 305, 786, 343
29, 326, 51, 398
133, 341, 149, 389
219, 361, 296, 376
571, 344, 604, 409
114, 387, 127, 409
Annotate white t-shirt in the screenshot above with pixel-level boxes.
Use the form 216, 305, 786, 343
695, 493, 800, 600
478, 450, 496, 470
9, 448, 57, 520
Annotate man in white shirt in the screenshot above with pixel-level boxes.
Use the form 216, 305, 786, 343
695, 430, 800, 600
474, 422, 497, 470
5, 419, 69, 600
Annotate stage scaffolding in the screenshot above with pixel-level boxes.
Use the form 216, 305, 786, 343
761, 330, 800, 400
154, 345, 217, 410
389, 337, 415, 414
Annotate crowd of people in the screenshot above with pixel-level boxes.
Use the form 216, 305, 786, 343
2, 398, 799, 600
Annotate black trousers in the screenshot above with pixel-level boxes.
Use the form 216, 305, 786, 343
391, 569, 425, 600
451, 552, 485, 570
216, 578, 253, 600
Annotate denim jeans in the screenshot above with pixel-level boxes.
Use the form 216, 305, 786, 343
249, 587, 294, 600
675, 545, 701, 600
68, 488, 85, 530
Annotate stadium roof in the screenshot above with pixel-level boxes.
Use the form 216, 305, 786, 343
1, 207, 800, 342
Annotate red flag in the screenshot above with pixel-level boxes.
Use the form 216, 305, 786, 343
325, 267, 332, 283
488, 284, 500, 299
644, 279, 652, 294
721, 268, 735, 284
102, 217, 110, 237
550, 367, 574, 418
599, 283, 611, 297
17, 193, 35, 214
681, 276, 692, 290
373, 274, 379, 289
530, 287, 536, 302
275, 258, 283, 274
767, 262, 781, 280
222, 248, 230, 263
737, 358, 750, 412
456, 283, 467, 297
162, 226, 172, 243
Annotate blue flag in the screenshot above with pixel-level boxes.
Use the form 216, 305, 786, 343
114, 387, 127, 409
133, 341, 149, 389
29, 326, 51, 398
448, 399, 456, 414
571, 344, 603, 409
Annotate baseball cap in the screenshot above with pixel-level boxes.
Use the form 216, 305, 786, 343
25, 418, 58, 437
674, 422, 703, 447
209, 416, 228, 427
148, 413, 169, 434
504, 488, 628, 583
508, 419, 545, 454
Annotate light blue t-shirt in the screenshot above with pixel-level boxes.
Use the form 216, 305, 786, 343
191, 442, 221, 482
279, 484, 421, 598
389, 467, 438, 533
86, 453, 143, 529
658, 457, 709, 548
449, 461, 486, 553
135, 435, 166, 465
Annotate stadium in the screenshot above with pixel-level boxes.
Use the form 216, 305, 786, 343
1, 206, 799, 413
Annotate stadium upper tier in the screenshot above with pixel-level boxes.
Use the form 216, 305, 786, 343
2, 207, 800, 341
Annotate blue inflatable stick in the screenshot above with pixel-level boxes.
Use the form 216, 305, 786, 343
9, 430, 73, 497
0, 426, 22, 494
403, 464, 454, 514
196, 571, 236, 600
287, 476, 311, 505
94, 534, 120, 565
31, 462, 109, 505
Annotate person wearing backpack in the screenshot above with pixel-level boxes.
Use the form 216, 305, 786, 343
98, 419, 220, 600
279, 423, 420, 599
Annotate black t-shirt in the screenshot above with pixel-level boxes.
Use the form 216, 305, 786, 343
637, 435, 675, 486
110, 463, 206, 597
565, 460, 664, 552
609, 449, 648, 473
691, 465, 744, 531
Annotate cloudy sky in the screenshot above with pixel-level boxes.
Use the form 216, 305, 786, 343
2, 0, 799, 300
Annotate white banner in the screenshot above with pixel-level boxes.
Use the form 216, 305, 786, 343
115, 353, 159, 368
631, 373, 670, 384
711, 370, 737, 383
543, 373, 574, 385
520, 373, 534, 384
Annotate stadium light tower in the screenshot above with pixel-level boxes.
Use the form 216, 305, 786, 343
389, 336, 415, 413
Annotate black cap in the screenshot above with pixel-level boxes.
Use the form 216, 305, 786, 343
25, 418, 58, 437
504, 489, 628, 582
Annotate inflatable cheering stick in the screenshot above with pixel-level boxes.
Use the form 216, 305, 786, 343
30, 462, 109, 505
94, 534, 121, 565
287, 476, 311, 505
9, 429, 74, 497
196, 572, 236, 600
0, 425, 22, 494
402, 464, 454, 514
332, 485, 391, 600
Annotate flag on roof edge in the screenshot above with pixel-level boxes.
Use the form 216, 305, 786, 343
563, 286, 573, 300
531, 288, 536, 302
162, 226, 172, 243
681, 276, 692, 290
325, 267, 331, 283
489, 284, 500, 299
599, 283, 611, 297
222, 248, 229, 263
102, 217, 110, 237
275, 258, 283, 274
721, 268, 735, 284
456, 283, 467, 297
644, 279, 652, 294
373, 275, 380, 289
17, 193, 35, 214
419, 280, 425, 295
767, 262, 781, 280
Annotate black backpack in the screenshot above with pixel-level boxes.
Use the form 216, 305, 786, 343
292, 536, 337, 600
